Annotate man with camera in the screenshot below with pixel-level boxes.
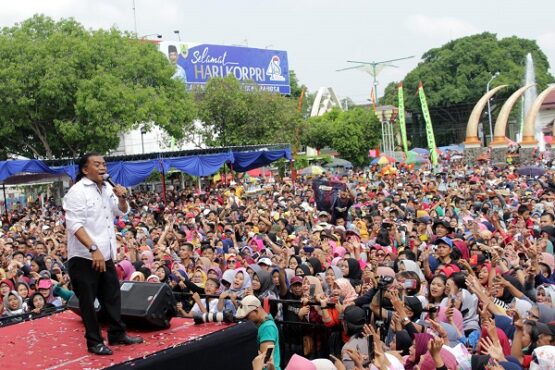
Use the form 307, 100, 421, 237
236, 295, 281, 370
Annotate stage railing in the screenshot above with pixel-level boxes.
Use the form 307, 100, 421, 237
0, 305, 66, 327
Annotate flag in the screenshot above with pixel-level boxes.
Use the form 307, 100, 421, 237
370, 88, 376, 110
398, 83, 408, 154
417, 82, 438, 165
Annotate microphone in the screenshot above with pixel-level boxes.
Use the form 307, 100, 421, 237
103, 174, 126, 198
102, 174, 117, 188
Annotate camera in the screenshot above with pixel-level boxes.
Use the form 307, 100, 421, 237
377, 276, 394, 289
192, 309, 235, 325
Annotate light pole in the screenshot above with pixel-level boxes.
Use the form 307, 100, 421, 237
173, 30, 181, 41
337, 56, 414, 108
486, 72, 500, 145
140, 127, 147, 153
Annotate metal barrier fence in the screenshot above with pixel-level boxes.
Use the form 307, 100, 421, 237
0, 305, 67, 327
172, 291, 337, 365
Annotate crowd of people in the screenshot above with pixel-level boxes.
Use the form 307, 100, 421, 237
2, 160, 555, 369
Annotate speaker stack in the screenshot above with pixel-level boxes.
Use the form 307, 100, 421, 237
67, 281, 177, 330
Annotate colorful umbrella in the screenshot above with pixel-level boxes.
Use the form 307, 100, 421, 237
371, 155, 396, 165
299, 165, 324, 176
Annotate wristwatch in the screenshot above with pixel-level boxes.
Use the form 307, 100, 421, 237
402, 317, 410, 324
89, 244, 98, 253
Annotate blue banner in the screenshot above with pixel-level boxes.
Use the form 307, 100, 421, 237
160, 42, 290, 94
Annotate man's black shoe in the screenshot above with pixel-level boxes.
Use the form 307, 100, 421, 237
108, 334, 144, 346
88, 343, 113, 355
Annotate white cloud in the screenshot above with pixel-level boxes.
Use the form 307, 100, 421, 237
407, 14, 479, 40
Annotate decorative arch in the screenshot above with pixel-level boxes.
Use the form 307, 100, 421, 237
465, 85, 507, 145
521, 85, 555, 145
490, 84, 535, 145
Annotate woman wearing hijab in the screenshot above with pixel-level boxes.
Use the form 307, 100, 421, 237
154, 265, 171, 284
139, 250, 155, 273
340, 258, 362, 292
2, 291, 25, 317
307, 257, 324, 275
116, 260, 136, 281
218, 268, 252, 313
399, 259, 426, 282
322, 266, 343, 296
252, 269, 279, 318
27, 292, 54, 315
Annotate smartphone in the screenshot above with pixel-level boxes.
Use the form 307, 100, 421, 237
263, 345, 274, 363
403, 279, 417, 290
309, 284, 316, 297
367, 334, 375, 363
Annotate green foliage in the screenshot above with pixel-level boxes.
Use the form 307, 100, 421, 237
381, 32, 555, 112
0, 15, 196, 159
195, 75, 302, 147
302, 107, 381, 167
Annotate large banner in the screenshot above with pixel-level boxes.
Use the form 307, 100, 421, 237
159, 41, 290, 94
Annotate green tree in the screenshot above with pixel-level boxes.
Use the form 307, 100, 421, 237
196, 75, 302, 146
302, 107, 381, 167
381, 32, 554, 118
0, 15, 196, 159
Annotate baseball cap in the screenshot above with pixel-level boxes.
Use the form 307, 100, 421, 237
318, 211, 330, 217
235, 295, 261, 319
258, 257, 273, 266
342, 305, 366, 325
434, 236, 453, 248
37, 279, 53, 290
290, 276, 303, 285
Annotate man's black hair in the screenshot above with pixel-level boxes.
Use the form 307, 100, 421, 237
541, 212, 555, 222
518, 204, 529, 215
76, 152, 103, 182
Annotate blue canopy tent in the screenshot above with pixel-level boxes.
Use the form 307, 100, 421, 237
0, 145, 292, 187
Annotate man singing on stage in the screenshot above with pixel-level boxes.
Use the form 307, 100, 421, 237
63, 153, 143, 355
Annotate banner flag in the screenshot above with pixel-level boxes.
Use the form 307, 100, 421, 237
417, 82, 438, 165
398, 83, 408, 154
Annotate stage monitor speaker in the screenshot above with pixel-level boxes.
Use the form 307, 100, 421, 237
67, 281, 176, 330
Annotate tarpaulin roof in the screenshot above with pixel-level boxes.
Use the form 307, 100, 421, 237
0, 147, 291, 187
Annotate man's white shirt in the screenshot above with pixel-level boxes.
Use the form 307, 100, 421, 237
63, 178, 128, 261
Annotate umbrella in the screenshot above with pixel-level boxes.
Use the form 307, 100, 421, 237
323, 157, 353, 169
299, 165, 324, 176
411, 148, 429, 155
247, 168, 272, 177
371, 155, 396, 165
517, 166, 546, 177
405, 156, 429, 164
439, 144, 463, 152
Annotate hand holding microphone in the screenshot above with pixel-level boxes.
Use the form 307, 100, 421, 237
102, 174, 127, 199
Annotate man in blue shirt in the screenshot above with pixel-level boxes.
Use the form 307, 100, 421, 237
235, 295, 281, 370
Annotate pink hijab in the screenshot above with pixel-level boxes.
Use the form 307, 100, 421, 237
139, 250, 155, 272
334, 278, 358, 304
437, 306, 464, 334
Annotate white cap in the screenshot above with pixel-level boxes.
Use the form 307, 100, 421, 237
235, 295, 261, 319
258, 257, 273, 266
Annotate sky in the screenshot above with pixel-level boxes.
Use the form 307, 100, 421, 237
2, 0, 555, 104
